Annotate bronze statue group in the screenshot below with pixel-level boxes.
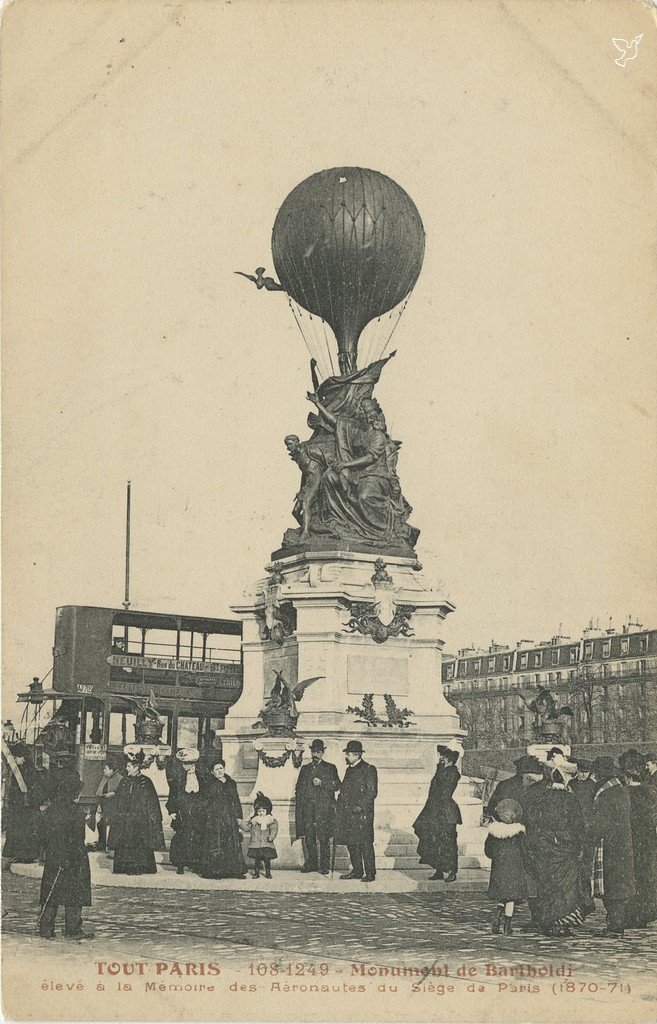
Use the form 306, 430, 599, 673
2, 738, 656, 943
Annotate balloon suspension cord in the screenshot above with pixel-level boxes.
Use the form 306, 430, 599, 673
288, 298, 337, 379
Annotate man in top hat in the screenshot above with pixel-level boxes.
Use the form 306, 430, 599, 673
589, 756, 636, 938
295, 740, 340, 874
335, 741, 378, 882
166, 748, 206, 875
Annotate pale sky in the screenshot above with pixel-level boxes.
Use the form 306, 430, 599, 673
2, 0, 656, 721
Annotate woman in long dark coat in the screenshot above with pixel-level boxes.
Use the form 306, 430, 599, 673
38, 777, 92, 939
109, 757, 165, 875
623, 752, 657, 928
199, 758, 247, 879
166, 749, 206, 875
531, 769, 586, 936
413, 747, 462, 882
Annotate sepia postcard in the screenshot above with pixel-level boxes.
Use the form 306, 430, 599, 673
1, 0, 656, 1021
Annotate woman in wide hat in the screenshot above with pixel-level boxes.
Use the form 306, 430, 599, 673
109, 747, 165, 875
413, 746, 462, 882
199, 757, 247, 880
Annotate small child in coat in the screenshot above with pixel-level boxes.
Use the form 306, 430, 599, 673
483, 798, 527, 935
240, 792, 279, 879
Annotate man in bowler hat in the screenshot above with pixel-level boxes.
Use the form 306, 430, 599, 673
295, 739, 340, 874
335, 740, 378, 882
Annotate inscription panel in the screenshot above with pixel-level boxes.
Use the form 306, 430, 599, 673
346, 654, 409, 696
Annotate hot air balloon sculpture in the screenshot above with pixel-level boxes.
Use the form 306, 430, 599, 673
237, 166, 423, 558
272, 167, 425, 378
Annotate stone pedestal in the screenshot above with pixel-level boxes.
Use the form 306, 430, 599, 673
222, 550, 477, 870
527, 742, 571, 764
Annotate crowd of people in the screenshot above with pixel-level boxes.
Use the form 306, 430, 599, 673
2, 737, 656, 943
480, 748, 657, 940
1, 736, 379, 938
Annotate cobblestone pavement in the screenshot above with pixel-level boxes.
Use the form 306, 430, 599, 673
3, 872, 656, 983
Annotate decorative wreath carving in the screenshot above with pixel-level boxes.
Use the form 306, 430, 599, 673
256, 748, 304, 769
344, 602, 415, 644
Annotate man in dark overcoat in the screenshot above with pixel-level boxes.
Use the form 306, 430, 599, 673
413, 746, 462, 881
2, 742, 46, 866
38, 776, 93, 940
622, 750, 657, 928
295, 739, 340, 874
589, 756, 636, 938
485, 755, 545, 819
568, 756, 597, 916
569, 758, 596, 825
45, 753, 82, 804
335, 740, 378, 882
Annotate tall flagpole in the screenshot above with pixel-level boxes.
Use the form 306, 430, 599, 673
123, 481, 131, 652
123, 481, 131, 610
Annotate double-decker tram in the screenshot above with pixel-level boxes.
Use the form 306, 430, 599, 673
17, 605, 243, 786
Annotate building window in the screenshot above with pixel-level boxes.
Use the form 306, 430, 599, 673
552, 649, 559, 666
502, 676, 508, 687
474, 659, 481, 675
584, 642, 593, 661
519, 653, 528, 669
602, 640, 611, 658
621, 637, 629, 655
556, 672, 562, 682
459, 661, 467, 676
569, 647, 579, 664
446, 664, 454, 680
503, 655, 511, 670
488, 656, 495, 672
603, 664, 611, 678
639, 636, 648, 653
533, 652, 543, 667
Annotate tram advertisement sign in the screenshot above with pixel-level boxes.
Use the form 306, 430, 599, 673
83, 743, 107, 760
107, 654, 234, 675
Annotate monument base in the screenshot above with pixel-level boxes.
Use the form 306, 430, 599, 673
222, 550, 486, 871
